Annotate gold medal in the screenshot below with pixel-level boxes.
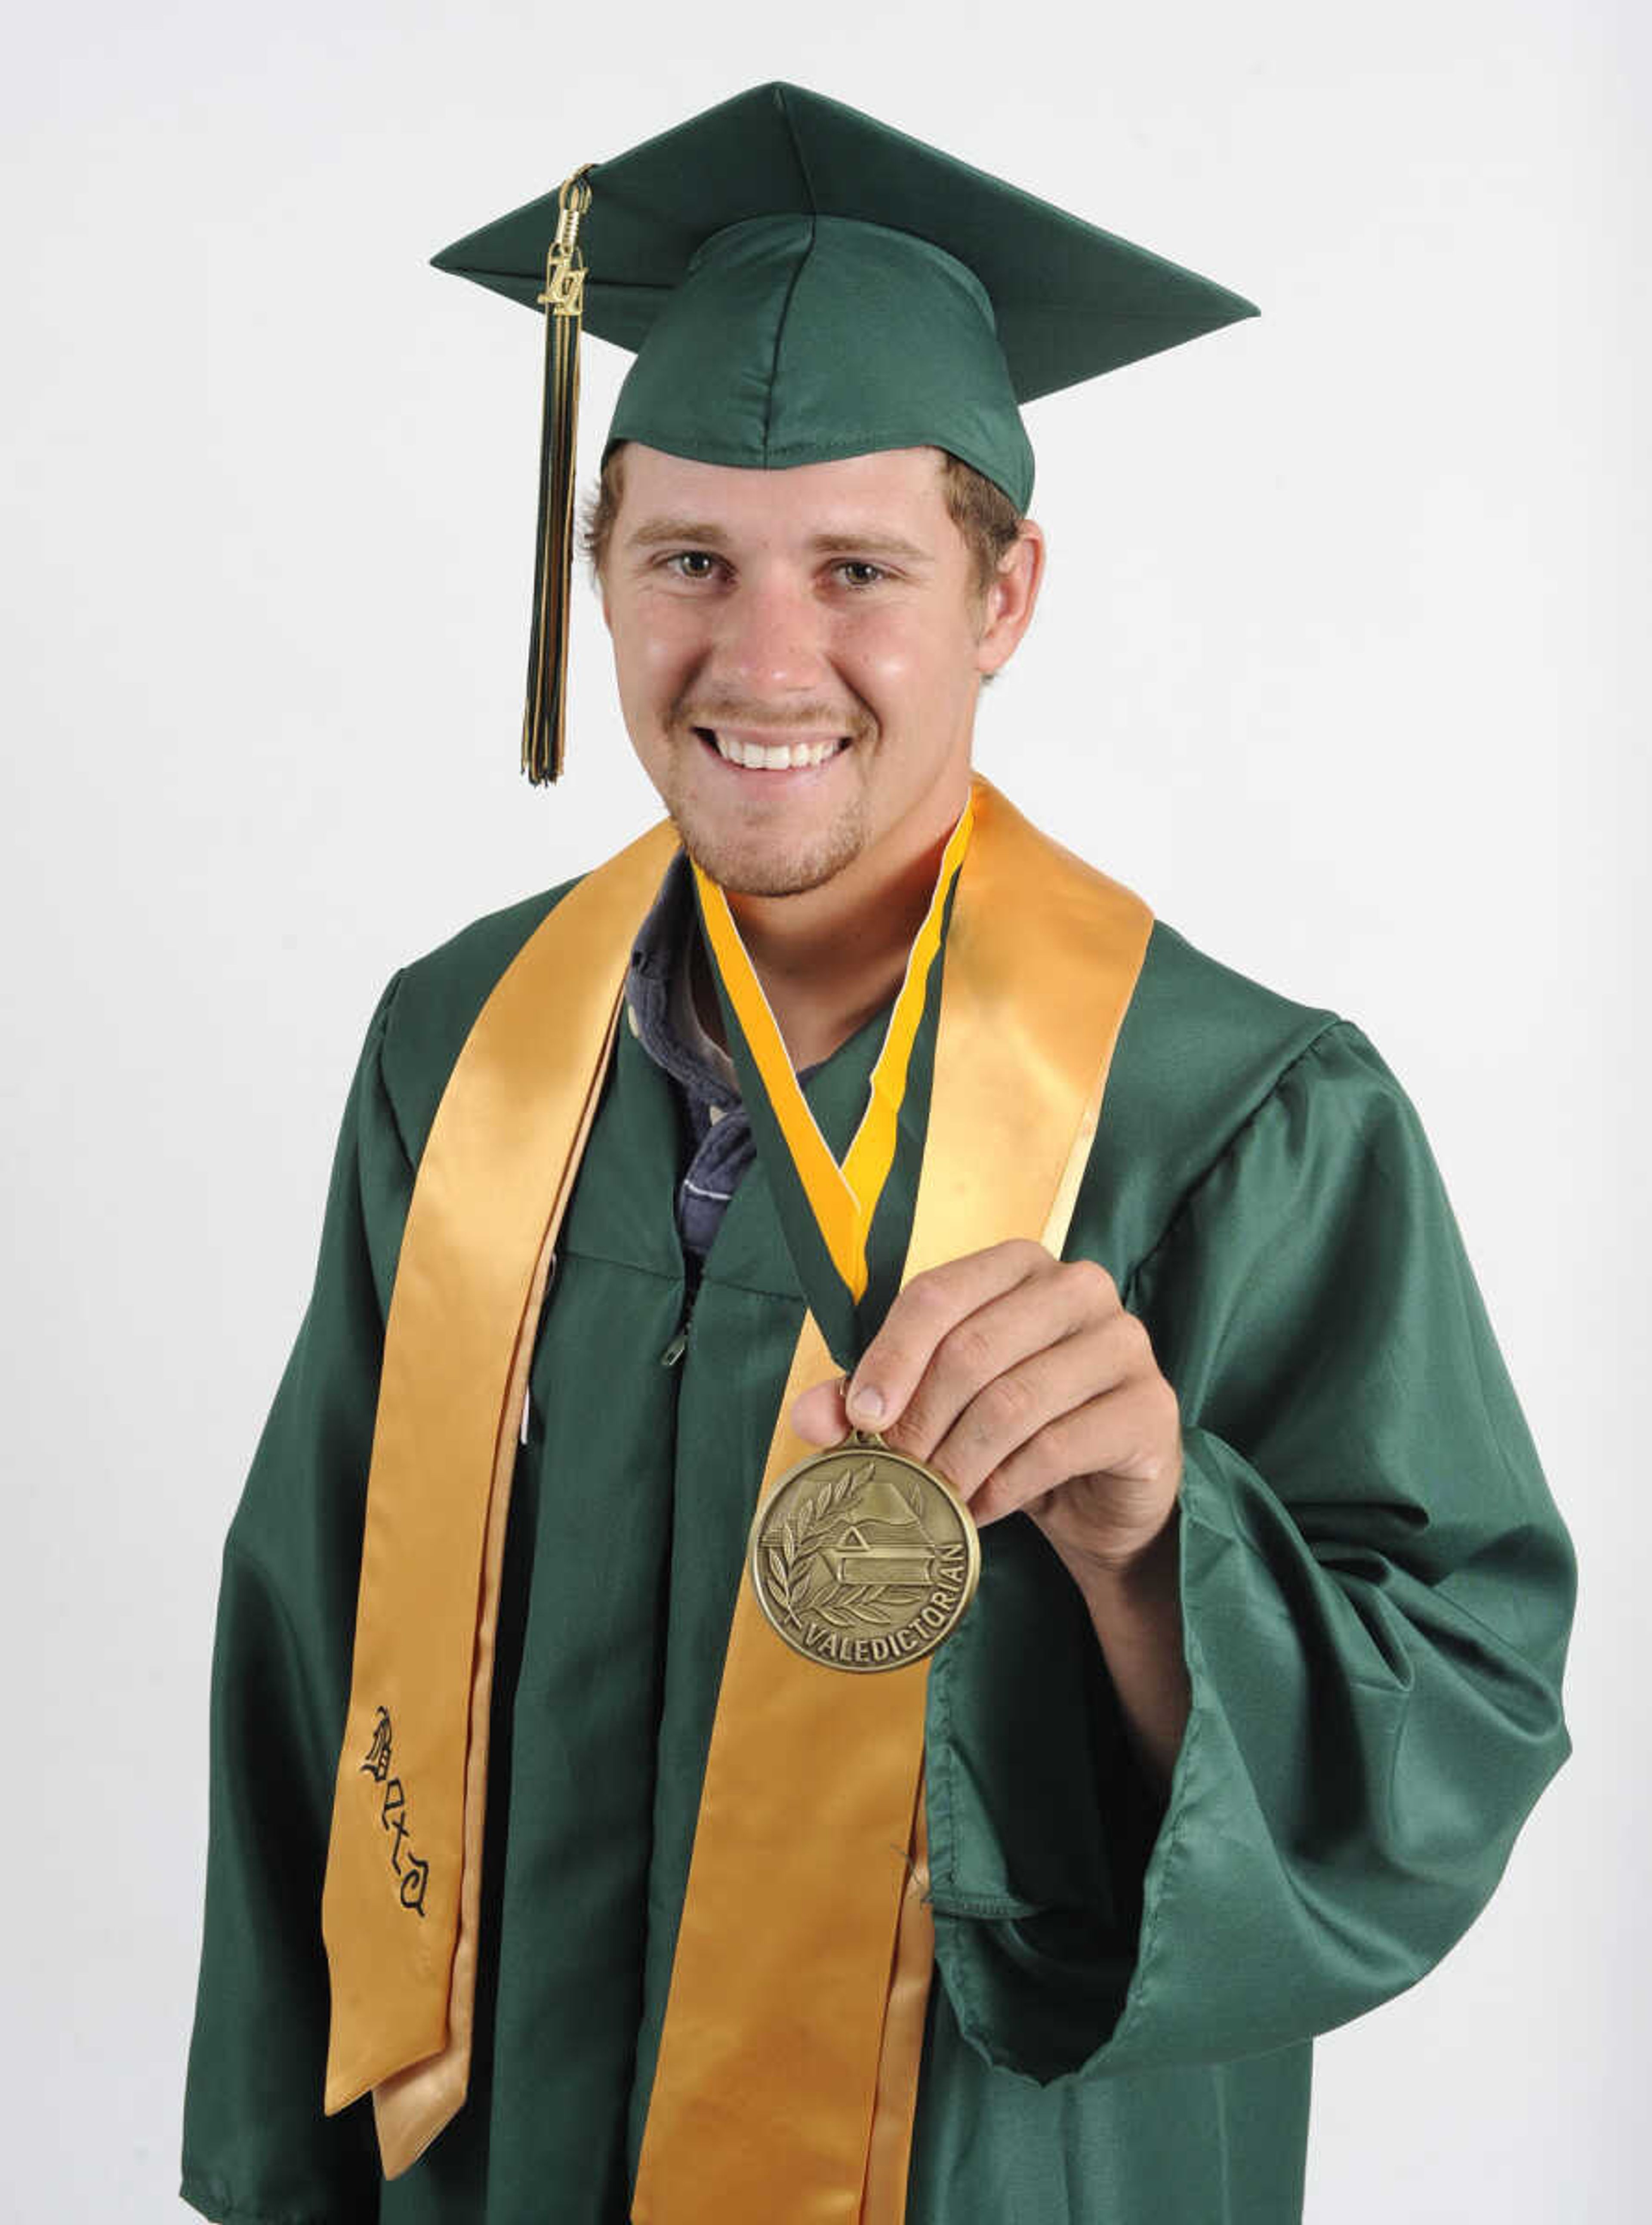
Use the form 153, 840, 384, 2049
749, 1431, 980, 1673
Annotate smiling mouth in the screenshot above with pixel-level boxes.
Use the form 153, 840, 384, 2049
693, 728, 850, 771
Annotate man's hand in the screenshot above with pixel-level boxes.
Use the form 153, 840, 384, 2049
790, 1238, 1184, 1584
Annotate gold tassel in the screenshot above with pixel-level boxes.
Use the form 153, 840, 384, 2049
523, 167, 593, 785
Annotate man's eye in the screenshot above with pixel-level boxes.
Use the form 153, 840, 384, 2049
835, 561, 887, 589
666, 551, 720, 580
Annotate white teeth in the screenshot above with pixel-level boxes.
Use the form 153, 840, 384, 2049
711, 732, 844, 770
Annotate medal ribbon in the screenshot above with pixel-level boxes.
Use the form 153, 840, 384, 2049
691, 796, 973, 1371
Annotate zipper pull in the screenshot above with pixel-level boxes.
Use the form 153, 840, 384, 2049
660, 1291, 696, 1368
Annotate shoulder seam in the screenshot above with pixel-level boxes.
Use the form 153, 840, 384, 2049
1123, 1016, 1358, 1301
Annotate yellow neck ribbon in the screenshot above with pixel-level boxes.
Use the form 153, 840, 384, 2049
690, 796, 973, 1364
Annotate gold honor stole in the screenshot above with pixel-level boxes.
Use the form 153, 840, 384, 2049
321, 776, 1153, 2212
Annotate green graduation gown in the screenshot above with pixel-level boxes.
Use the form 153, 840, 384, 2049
180, 872, 1575, 2224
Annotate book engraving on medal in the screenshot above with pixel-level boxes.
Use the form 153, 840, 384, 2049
360, 1705, 431, 1917
750, 1437, 981, 1673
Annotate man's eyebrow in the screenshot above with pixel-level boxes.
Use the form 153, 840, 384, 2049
622, 518, 935, 563
625, 517, 733, 550
808, 531, 933, 564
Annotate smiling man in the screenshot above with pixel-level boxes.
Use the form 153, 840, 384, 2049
610, 446, 1014, 885
182, 83, 1575, 2225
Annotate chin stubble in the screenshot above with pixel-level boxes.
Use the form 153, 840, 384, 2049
663, 693, 875, 896
674, 797, 870, 897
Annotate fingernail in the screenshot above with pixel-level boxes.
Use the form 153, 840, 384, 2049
847, 1384, 885, 1426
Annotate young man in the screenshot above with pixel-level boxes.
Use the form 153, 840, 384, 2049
182, 83, 1575, 2225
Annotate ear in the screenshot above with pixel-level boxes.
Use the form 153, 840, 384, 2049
974, 520, 1046, 676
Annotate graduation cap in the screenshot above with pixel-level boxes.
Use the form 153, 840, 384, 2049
432, 81, 1258, 785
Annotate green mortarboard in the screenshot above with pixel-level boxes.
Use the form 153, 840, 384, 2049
432, 81, 1258, 784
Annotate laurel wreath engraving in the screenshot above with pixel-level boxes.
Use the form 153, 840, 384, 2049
764, 1460, 965, 1633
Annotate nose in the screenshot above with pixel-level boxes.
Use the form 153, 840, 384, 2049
707, 564, 834, 699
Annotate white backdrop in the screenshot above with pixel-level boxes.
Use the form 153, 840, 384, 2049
3, 1, 1643, 2216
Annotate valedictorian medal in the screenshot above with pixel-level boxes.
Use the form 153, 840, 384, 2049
691, 801, 978, 1674
749, 1430, 980, 1670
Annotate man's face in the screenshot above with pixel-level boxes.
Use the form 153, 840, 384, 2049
601, 444, 1035, 899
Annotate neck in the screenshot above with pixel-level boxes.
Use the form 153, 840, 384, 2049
713, 789, 968, 1070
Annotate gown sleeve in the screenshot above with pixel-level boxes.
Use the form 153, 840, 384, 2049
924, 1019, 1576, 2080
181, 977, 413, 2223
